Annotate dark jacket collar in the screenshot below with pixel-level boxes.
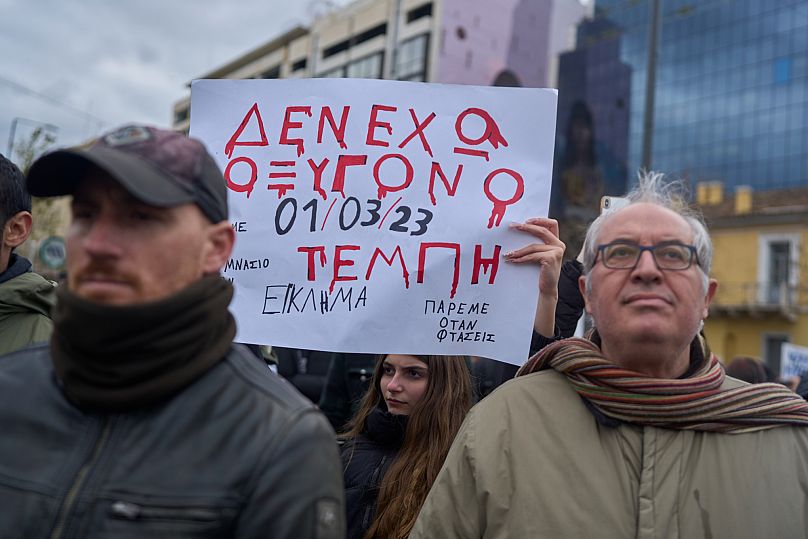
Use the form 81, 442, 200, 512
364, 405, 408, 446
0, 254, 31, 285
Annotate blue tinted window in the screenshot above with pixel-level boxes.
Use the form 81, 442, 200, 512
570, 1, 808, 190
788, 131, 803, 156
787, 158, 800, 181
774, 57, 791, 83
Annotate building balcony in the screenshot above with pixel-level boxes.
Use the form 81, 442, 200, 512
710, 282, 807, 321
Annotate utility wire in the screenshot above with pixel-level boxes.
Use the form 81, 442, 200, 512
0, 75, 109, 127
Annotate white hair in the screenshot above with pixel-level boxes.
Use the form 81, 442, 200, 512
581, 170, 712, 294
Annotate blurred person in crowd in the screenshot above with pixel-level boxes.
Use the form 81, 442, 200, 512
273, 346, 338, 403
0, 153, 56, 355
0, 125, 344, 538
410, 171, 808, 538
727, 355, 801, 392
725, 355, 771, 384
557, 101, 603, 244
551, 100, 625, 260
319, 352, 377, 431
797, 378, 808, 400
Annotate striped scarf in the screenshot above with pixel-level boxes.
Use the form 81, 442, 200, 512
518, 335, 808, 433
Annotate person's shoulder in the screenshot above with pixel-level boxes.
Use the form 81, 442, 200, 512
467, 369, 582, 423
489, 369, 573, 401
449, 369, 594, 462
0, 342, 52, 370
2, 270, 57, 292
209, 345, 336, 450
0, 271, 57, 311
338, 434, 370, 463
0, 344, 56, 400
340, 433, 386, 456
221, 343, 319, 413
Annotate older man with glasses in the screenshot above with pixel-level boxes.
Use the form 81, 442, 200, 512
409, 172, 808, 539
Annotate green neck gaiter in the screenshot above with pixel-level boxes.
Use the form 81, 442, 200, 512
51, 275, 236, 412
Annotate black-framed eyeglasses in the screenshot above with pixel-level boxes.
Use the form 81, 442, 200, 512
595, 241, 699, 270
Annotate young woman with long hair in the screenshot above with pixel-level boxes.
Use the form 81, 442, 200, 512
340, 353, 473, 539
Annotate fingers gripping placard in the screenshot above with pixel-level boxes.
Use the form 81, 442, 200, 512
190, 79, 557, 365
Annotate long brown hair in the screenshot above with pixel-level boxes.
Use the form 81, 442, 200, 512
341, 354, 473, 539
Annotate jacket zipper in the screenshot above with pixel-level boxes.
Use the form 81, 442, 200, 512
49, 417, 113, 539
109, 500, 220, 522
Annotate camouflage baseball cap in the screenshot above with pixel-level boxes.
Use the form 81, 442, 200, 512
27, 124, 228, 222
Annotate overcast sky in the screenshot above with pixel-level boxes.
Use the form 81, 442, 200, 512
0, 0, 352, 164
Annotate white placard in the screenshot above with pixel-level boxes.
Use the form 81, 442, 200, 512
190, 79, 557, 365
781, 343, 808, 378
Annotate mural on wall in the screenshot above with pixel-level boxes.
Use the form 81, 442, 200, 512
435, 0, 554, 88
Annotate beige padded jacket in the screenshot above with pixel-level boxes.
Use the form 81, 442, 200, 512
409, 370, 808, 539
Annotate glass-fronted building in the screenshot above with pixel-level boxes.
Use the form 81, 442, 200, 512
560, 0, 808, 193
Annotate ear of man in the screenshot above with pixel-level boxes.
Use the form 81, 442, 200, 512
201, 220, 235, 274
702, 279, 718, 320
3, 211, 33, 249
578, 274, 592, 315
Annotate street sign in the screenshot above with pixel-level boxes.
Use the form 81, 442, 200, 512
38, 236, 66, 270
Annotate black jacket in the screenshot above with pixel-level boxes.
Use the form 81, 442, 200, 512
340, 407, 406, 539
0, 343, 345, 539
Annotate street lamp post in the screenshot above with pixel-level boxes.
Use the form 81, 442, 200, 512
6, 117, 59, 159
641, 0, 662, 170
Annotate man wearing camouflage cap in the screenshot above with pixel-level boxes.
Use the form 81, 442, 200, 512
0, 125, 345, 538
